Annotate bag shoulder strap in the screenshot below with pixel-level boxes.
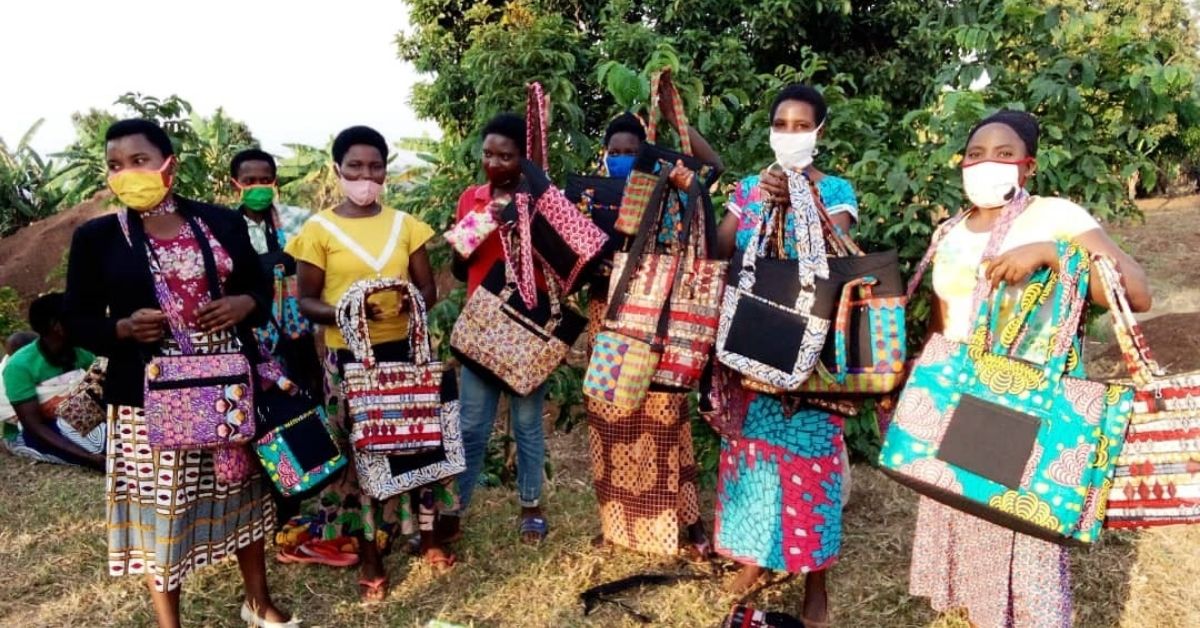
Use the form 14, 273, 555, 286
646, 69, 693, 155
1094, 255, 1163, 385
526, 82, 550, 171
310, 210, 405, 274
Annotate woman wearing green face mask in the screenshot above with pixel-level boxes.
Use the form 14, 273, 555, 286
230, 149, 322, 398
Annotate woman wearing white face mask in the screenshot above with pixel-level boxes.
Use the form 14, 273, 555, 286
288, 126, 455, 602
712, 85, 858, 626
907, 110, 1150, 628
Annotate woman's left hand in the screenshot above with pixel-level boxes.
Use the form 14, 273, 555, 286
668, 160, 695, 190
195, 295, 256, 333
985, 242, 1058, 287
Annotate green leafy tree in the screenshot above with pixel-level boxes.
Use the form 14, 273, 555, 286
397, 0, 1200, 463
0, 120, 70, 235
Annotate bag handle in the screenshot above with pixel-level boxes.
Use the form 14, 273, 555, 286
737, 171, 827, 305
646, 69, 693, 156
1093, 255, 1163, 386
807, 177, 864, 258
335, 278, 433, 369
497, 258, 566, 335
526, 82, 550, 172
498, 192, 539, 309
967, 240, 1089, 384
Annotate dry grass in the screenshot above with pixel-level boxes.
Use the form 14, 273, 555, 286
2, 439, 1199, 628
1, 198, 1198, 627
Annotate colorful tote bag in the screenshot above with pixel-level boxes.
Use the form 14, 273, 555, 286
616, 68, 717, 236
1095, 257, 1200, 528
253, 386, 346, 498
605, 177, 726, 391
879, 242, 1132, 545
517, 84, 609, 294
583, 330, 661, 412
717, 171, 831, 391
337, 278, 445, 454
356, 370, 466, 500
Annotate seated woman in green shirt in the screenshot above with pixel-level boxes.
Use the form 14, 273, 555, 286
2, 292, 104, 471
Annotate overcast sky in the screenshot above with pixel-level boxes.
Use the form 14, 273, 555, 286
0, 0, 439, 159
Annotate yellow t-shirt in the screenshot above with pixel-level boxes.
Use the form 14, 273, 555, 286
286, 207, 434, 349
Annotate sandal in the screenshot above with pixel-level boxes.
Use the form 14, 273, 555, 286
275, 547, 322, 566
297, 540, 359, 568
240, 603, 301, 628
357, 577, 388, 603
519, 515, 548, 545
423, 550, 457, 572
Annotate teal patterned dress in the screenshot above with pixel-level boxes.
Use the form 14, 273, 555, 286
714, 173, 858, 573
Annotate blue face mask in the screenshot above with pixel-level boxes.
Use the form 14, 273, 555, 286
605, 154, 636, 179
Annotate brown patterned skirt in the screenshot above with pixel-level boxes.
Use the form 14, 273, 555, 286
586, 298, 700, 555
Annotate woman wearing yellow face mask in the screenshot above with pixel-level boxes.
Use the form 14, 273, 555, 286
63, 119, 295, 628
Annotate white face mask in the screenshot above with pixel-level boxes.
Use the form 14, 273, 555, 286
769, 127, 820, 170
962, 160, 1022, 208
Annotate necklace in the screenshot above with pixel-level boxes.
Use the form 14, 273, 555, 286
142, 197, 178, 217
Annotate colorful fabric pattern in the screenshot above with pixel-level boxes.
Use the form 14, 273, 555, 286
585, 300, 700, 555
254, 403, 346, 497
726, 174, 859, 242
715, 398, 845, 573
106, 333, 274, 593
144, 351, 255, 449
146, 220, 234, 328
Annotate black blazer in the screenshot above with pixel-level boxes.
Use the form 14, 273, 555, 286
64, 198, 271, 407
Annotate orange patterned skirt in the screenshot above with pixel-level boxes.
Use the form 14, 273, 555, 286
585, 298, 700, 555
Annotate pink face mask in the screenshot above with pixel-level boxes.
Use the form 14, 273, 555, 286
340, 175, 383, 207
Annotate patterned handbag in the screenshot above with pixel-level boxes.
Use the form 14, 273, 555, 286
338, 278, 445, 454
128, 212, 257, 451
717, 171, 831, 391
1095, 257, 1200, 528
253, 385, 346, 498
583, 330, 662, 412
879, 242, 1133, 545
57, 357, 108, 435
796, 189, 906, 395
615, 68, 717, 236
513, 84, 609, 294
565, 174, 627, 295
606, 177, 726, 391
444, 209, 500, 258
356, 370, 466, 500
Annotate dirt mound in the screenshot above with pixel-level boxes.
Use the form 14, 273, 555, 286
0, 195, 112, 301
1089, 312, 1200, 379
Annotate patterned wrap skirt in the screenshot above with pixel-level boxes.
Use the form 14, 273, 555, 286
909, 498, 1071, 628
585, 298, 700, 555
715, 395, 845, 574
106, 331, 274, 592
307, 346, 458, 543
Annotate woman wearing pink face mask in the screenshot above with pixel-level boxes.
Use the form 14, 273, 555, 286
907, 110, 1151, 627
286, 125, 453, 602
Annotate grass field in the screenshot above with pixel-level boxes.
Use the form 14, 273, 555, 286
1, 197, 1198, 627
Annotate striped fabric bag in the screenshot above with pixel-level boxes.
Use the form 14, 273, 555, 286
1096, 257, 1200, 529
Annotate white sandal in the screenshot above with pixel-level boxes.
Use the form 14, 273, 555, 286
240, 603, 301, 628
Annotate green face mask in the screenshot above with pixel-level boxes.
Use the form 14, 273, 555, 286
239, 184, 276, 211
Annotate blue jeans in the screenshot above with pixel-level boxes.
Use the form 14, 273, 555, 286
451, 365, 548, 513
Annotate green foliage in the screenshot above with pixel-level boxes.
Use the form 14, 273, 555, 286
0, 287, 24, 339
398, 0, 1200, 465
0, 120, 70, 235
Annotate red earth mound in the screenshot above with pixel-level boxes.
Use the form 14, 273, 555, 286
0, 196, 112, 302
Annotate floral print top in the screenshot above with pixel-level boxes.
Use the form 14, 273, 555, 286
726, 173, 859, 256
148, 220, 233, 328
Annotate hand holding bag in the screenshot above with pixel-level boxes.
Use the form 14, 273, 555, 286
1095, 256, 1200, 529
615, 69, 717, 236
450, 194, 587, 396
337, 278, 445, 454
717, 170, 831, 391
879, 242, 1133, 545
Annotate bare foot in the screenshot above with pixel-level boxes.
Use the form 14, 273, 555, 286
726, 564, 765, 594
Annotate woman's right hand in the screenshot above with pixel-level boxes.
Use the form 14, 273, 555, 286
760, 168, 790, 204
117, 309, 168, 343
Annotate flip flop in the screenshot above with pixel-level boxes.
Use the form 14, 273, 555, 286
357, 577, 388, 603
519, 515, 548, 545
424, 550, 457, 572
298, 541, 359, 568
240, 603, 301, 628
275, 547, 322, 565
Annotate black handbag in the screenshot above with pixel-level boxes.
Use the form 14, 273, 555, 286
253, 385, 346, 499
566, 174, 628, 295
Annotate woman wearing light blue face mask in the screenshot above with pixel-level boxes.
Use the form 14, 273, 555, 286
711, 84, 859, 625
583, 112, 725, 559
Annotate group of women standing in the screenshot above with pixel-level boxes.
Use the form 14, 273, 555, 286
59, 74, 1152, 627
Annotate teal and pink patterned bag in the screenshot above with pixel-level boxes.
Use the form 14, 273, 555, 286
879, 241, 1133, 545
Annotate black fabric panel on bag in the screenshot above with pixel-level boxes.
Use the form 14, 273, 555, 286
817, 304, 874, 369
441, 369, 458, 402
387, 445, 448, 475
335, 340, 411, 372
723, 298, 805, 372
566, 175, 628, 295
826, 250, 904, 297
280, 412, 341, 471
258, 250, 297, 278
633, 144, 718, 188
937, 394, 1040, 489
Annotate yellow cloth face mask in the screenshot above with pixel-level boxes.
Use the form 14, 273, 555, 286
107, 158, 174, 211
